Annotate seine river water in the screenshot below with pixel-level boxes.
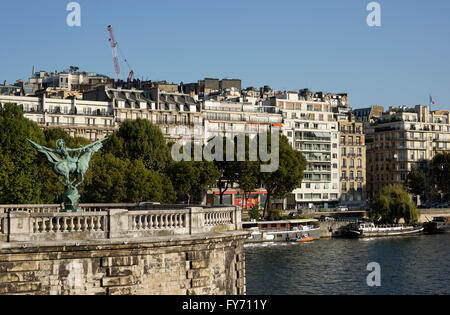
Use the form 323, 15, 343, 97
244, 233, 450, 295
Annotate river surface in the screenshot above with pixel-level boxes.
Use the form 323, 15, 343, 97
244, 233, 450, 295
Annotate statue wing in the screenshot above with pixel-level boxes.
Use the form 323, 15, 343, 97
27, 139, 64, 164
78, 141, 104, 159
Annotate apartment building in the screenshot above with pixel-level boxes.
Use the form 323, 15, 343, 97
366, 105, 450, 200
203, 100, 282, 142
338, 116, 366, 206
0, 95, 115, 141
84, 86, 203, 143
28, 69, 113, 93
268, 92, 340, 209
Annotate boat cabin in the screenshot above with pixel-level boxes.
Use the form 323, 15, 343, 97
242, 219, 319, 232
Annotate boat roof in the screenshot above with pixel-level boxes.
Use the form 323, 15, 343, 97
242, 219, 318, 225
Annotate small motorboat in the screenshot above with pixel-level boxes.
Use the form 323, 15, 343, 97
290, 234, 314, 243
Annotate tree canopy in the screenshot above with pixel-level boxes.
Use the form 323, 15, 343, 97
0, 103, 46, 204
103, 119, 171, 172
258, 133, 307, 220
432, 152, 450, 202
405, 169, 426, 201
368, 185, 419, 224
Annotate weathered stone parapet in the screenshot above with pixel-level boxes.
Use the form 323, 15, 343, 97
0, 231, 249, 295
1, 206, 242, 243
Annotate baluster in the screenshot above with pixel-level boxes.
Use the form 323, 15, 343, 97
145, 215, 150, 230
94, 216, 99, 231
32, 218, 36, 233
76, 217, 81, 232
62, 217, 68, 232
149, 215, 154, 229
136, 215, 142, 230
141, 215, 147, 230
131, 215, 137, 230
174, 214, 179, 228
54, 217, 60, 233
70, 217, 75, 232
48, 217, 54, 233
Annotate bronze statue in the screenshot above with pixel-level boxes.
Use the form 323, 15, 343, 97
27, 137, 107, 212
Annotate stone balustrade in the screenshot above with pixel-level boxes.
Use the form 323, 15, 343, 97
0, 203, 141, 213
0, 206, 242, 243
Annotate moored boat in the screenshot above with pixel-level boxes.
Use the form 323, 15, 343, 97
423, 217, 450, 234
343, 222, 424, 238
243, 219, 320, 243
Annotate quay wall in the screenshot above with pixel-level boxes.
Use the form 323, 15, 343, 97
318, 221, 351, 238
418, 209, 450, 223
0, 232, 247, 295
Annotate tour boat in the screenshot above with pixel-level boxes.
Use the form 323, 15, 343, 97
243, 219, 320, 243
343, 222, 424, 238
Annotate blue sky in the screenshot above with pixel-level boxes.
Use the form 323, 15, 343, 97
1, 0, 449, 109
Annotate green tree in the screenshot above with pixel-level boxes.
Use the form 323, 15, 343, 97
259, 134, 307, 220
168, 161, 220, 204
103, 119, 171, 172
0, 103, 46, 204
432, 152, 450, 202
248, 202, 262, 221
82, 153, 128, 203
237, 160, 260, 210
405, 169, 426, 204
368, 185, 419, 224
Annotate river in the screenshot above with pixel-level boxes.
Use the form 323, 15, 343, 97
244, 233, 450, 295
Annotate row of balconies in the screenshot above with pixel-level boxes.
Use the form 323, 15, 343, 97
340, 177, 365, 182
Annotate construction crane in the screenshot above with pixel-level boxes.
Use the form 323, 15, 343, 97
107, 25, 134, 81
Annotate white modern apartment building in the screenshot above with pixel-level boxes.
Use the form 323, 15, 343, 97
266, 92, 340, 209
203, 100, 282, 142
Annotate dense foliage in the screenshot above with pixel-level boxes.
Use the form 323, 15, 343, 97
405, 169, 426, 202
368, 185, 419, 224
432, 152, 450, 202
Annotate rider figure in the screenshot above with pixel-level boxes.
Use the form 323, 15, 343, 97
55, 139, 80, 164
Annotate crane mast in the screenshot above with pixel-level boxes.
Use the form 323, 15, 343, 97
107, 25, 121, 80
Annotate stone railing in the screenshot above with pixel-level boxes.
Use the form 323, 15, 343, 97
0, 203, 141, 214
1, 206, 242, 243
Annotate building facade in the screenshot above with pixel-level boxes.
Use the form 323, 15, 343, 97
269, 92, 340, 209
366, 105, 450, 200
338, 117, 366, 206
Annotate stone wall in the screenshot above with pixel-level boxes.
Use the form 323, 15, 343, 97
0, 231, 248, 295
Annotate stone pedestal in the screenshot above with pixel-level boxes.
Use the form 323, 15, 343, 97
61, 188, 83, 213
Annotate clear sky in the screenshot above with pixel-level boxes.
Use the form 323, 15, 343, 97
1, 0, 449, 109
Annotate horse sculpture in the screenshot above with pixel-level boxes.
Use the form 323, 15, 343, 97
27, 137, 107, 212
